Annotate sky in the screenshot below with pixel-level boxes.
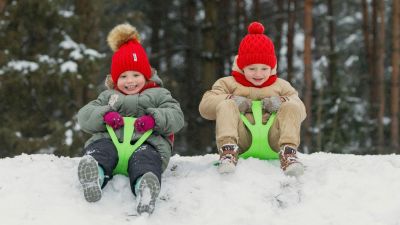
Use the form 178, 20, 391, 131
1, 152, 400, 225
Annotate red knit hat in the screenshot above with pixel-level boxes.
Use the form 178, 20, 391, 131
107, 24, 152, 84
236, 22, 277, 70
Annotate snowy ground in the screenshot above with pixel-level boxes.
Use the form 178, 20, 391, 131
1, 153, 400, 225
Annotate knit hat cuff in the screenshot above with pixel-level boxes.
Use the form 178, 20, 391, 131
111, 61, 152, 83
237, 53, 277, 70
110, 42, 152, 83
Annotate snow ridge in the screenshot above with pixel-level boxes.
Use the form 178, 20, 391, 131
1, 153, 400, 225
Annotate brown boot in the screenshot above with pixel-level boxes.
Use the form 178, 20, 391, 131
279, 145, 304, 177
218, 144, 239, 173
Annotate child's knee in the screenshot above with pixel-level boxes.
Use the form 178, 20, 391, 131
279, 101, 303, 115
216, 99, 239, 114
84, 139, 118, 177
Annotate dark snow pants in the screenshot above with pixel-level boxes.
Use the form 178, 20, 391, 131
83, 138, 162, 195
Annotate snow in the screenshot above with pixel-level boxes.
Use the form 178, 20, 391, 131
345, 55, 359, 67
1, 153, 400, 225
65, 129, 73, 146
171, 54, 184, 67
338, 16, 356, 26
60, 61, 77, 73
58, 10, 74, 18
59, 34, 105, 61
59, 36, 79, 50
313, 56, 328, 89
344, 34, 358, 45
6, 60, 39, 74
38, 55, 57, 65
294, 32, 305, 51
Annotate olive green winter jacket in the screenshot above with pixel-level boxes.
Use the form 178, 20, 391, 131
77, 75, 184, 171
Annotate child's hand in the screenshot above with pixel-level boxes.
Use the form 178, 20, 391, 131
103, 111, 124, 129
134, 115, 155, 133
231, 95, 252, 113
262, 96, 282, 113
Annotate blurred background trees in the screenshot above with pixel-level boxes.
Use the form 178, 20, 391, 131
0, 0, 399, 157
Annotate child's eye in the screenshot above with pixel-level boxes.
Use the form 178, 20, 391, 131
120, 75, 126, 78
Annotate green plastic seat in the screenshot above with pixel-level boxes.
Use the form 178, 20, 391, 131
239, 101, 278, 160
106, 117, 152, 176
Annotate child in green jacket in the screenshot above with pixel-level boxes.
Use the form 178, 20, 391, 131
77, 23, 184, 215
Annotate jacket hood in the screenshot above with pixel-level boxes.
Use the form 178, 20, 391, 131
104, 68, 164, 90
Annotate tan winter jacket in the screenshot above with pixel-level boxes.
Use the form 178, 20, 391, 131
199, 76, 306, 121
199, 61, 306, 151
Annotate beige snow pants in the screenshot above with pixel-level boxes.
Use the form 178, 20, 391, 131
215, 99, 304, 154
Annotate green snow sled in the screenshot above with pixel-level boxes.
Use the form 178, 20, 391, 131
239, 100, 278, 160
106, 117, 152, 176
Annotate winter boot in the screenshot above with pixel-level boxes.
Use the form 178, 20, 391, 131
217, 144, 239, 174
135, 172, 161, 215
279, 145, 304, 177
78, 155, 104, 202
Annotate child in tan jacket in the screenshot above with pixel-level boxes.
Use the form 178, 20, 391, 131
199, 22, 306, 176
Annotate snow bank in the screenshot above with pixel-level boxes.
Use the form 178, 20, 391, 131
1, 153, 400, 225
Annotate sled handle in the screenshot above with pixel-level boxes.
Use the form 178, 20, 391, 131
239, 101, 278, 160
106, 117, 152, 175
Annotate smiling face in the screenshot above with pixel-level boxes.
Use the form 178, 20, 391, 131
116, 71, 146, 95
242, 64, 272, 86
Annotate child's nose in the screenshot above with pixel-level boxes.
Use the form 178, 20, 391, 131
126, 76, 135, 82
256, 70, 264, 76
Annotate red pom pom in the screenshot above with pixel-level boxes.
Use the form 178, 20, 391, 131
248, 22, 264, 34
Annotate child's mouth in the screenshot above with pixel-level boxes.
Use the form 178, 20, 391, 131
125, 84, 137, 90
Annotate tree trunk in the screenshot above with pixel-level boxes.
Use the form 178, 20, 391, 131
286, 0, 296, 83
274, 0, 285, 69
317, 0, 336, 152
0, 0, 6, 13
253, 0, 261, 21
316, 86, 324, 152
361, 0, 373, 77
163, 9, 173, 85
183, 0, 206, 155
73, 0, 102, 106
370, 0, 379, 130
202, 0, 218, 91
235, 0, 247, 47
149, 0, 163, 70
375, 0, 385, 154
391, 0, 400, 153
303, 0, 313, 153
327, 0, 337, 86
217, 0, 232, 77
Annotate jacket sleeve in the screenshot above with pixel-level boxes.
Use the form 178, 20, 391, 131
145, 89, 185, 135
77, 90, 113, 134
279, 80, 307, 120
198, 78, 232, 120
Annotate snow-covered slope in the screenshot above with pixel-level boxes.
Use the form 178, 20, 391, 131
1, 153, 400, 225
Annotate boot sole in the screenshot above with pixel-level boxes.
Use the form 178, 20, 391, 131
136, 172, 160, 215
78, 155, 102, 202
284, 162, 305, 177
217, 161, 236, 174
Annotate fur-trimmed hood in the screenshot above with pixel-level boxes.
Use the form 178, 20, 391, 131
104, 68, 164, 90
